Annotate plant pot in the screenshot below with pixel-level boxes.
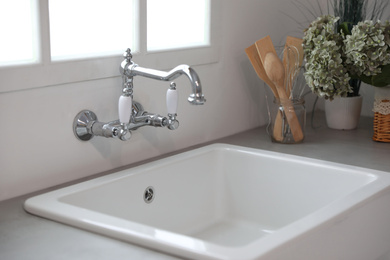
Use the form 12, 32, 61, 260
324, 96, 363, 130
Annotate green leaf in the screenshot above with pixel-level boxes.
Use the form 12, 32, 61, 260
359, 74, 373, 85
338, 22, 352, 35
359, 64, 390, 87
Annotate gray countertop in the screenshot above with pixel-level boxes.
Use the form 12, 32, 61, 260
1, 113, 389, 260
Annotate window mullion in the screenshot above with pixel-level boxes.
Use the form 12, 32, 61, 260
37, 0, 51, 64
137, 0, 147, 55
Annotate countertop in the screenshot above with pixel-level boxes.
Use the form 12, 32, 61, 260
1, 113, 389, 260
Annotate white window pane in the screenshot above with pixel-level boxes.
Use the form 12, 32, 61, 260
0, 0, 38, 66
147, 0, 210, 51
49, 0, 136, 61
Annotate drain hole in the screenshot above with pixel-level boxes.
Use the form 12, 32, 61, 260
144, 186, 155, 203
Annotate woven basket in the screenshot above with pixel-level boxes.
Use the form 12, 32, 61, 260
373, 100, 390, 142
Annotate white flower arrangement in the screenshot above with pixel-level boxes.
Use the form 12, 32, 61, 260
303, 15, 390, 100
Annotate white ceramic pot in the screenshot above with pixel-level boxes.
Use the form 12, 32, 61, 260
325, 96, 363, 130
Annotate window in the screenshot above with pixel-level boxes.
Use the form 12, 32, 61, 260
0, 0, 218, 93
49, 0, 136, 61
147, 0, 210, 51
0, 0, 39, 66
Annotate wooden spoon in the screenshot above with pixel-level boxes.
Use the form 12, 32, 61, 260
245, 44, 283, 141
263, 52, 304, 142
255, 36, 292, 141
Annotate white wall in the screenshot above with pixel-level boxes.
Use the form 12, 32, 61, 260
0, 0, 376, 201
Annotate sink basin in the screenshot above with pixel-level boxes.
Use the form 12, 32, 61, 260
24, 144, 390, 260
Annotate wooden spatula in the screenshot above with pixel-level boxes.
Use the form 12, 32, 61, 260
245, 44, 279, 98
255, 35, 278, 64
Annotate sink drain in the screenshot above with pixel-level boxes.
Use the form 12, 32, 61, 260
144, 186, 155, 203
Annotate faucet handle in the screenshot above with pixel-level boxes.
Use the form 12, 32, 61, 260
166, 82, 178, 114
166, 82, 179, 130
119, 95, 133, 124
118, 94, 133, 140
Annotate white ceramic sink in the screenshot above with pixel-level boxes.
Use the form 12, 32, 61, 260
24, 144, 390, 260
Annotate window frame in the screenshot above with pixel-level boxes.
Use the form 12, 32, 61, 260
0, 0, 219, 93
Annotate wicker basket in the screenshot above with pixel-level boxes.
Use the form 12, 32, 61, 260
373, 100, 390, 142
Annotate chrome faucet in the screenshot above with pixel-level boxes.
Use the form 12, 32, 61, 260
120, 49, 205, 105
73, 48, 206, 141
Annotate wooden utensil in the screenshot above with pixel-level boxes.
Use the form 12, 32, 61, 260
245, 44, 283, 141
254, 36, 290, 141
263, 52, 304, 142
255, 35, 303, 142
255, 35, 278, 64
245, 44, 279, 98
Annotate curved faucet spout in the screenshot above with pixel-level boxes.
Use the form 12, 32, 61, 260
131, 65, 206, 105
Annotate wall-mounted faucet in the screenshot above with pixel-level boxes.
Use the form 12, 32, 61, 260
73, 48, 205, 141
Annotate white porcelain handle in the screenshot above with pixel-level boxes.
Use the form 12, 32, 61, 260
166, 88, 178, 114
118, 95, 133, 124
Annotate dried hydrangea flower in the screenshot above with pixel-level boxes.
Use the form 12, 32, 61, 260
303, 15, 352, 100
344, 20, 390, 77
